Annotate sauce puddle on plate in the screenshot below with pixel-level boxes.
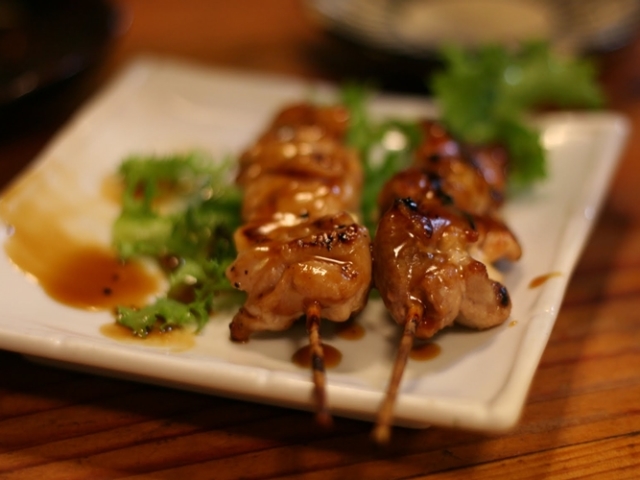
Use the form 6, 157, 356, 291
4, 231, 161, 311
100, 323, 195, 352
292, 344, 342, 369
40, 244, 158, 310
0, 167, 163, 311
410, 342, 441, 361
334, 320, 366, 340
529, 271, 562, 289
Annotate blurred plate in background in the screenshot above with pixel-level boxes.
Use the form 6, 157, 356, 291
307, 0, 640, 58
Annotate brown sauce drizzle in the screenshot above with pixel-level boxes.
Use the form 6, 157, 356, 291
334, 320, 365, 340
1, 168, 163, 311
292, 344, 342, 369
529, 271, 562, 289
409, 342, 441, 361
52, 246, 157, 310
6, 240, 160, 311
100, 323, 195, 352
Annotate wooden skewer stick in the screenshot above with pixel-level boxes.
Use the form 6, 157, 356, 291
306, 301, 333, 428
372, 305, 421, 444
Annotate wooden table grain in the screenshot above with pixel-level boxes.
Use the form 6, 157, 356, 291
1, 1, 639, 478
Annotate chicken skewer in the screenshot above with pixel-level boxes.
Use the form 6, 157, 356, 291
371, 121, 521, 443
226, 103, 372, 426
228, 214, 371, 425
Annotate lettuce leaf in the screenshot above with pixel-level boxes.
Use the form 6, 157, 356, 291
431, 42, 604, 187
112, 152, 243, 337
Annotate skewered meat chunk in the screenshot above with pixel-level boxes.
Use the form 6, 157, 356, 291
228, 102, 370, 426
262, 103, 351, 142
373, 121, 521, 443
239, 137, 362, 222
230, 104, 370, 336
237, 133, 360, 186
379, 119, 522, 272
377, 167, 521, 270
237, 105, 362, 223
464, 143, 510, 201
471, 214, 522, 264
373, 197, 511, 339
227, 212, 372, 342
377, 164, 495, 218
416, 120, 509, 208
239, 102, 352, 186
226, 104, 364, 425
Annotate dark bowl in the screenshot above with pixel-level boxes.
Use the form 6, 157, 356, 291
0, 0, 121, 107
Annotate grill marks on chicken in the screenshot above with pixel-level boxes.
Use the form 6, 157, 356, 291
416, 120, 509, 208
371, 120, 521, 443
225, 102, 372, 426
374, 198, 512, 338
227, 213, 371, 342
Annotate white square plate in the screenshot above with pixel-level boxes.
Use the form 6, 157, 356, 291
0, 56, 629, 431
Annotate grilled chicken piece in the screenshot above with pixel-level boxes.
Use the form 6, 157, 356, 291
378, 120, 521, 268
416, 120, 509, 208
262, 103, 351, 142
378, 168, 521, 268
236, 105, 362, 223
239, 137, 362, 223
378, 165, 495, 218
229, 103, 365, 426
226, 212, 372, 342
373, 198, 511, 338
465, 143, 510, 201
378, 121, 509, 219
471, 214, 522, 264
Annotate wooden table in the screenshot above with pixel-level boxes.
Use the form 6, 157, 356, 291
1, 1, 639, 478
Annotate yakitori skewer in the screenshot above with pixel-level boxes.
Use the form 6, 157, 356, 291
226, 103, 372, 425
371, 120, 522, 443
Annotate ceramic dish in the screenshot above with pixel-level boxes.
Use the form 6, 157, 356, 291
0, 56, 629, 430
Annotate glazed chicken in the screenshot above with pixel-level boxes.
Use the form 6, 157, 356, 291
238, 136, 362, 223
228, 102, 371, 338
371, 120, 521, 443
416, 120, 509, 206
260, 102, 351, 142
379, 120, 510, 218
227, 103, 520, 438
226, 102, 372, 425
373, 197, 512, 338
236, 104, 362, 223
378, 168, 521, 269
227, 212, 371, 342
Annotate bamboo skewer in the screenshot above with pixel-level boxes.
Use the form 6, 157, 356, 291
306, 301, 333, 428
372, 305, 421, 444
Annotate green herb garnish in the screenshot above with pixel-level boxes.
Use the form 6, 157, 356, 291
340, 83, 422, 233
341, 42, 605, 227
112, 152, 243, 336
431, 42, 604, 187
